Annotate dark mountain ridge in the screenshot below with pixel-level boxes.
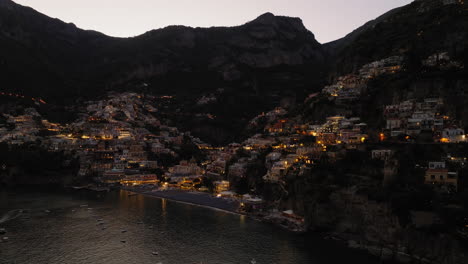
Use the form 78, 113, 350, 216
0, 0, 325, 99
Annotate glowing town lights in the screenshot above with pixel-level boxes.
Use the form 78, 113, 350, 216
379, 133, 385, 141
440, 138, 450, 143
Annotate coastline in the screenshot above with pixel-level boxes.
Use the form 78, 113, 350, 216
122, 188, 242, 216
121, 187, 308, 233
1, 191, 382, 264
119, 188, 441, 263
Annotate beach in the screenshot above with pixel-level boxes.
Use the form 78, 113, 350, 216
123, 188, 241, 214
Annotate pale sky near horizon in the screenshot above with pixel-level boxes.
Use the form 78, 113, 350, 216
13, 0, 413, 43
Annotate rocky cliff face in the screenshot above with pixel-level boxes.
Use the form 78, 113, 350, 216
308, 188, 467, 264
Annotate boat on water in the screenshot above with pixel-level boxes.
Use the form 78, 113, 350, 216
71, 186, 87, 190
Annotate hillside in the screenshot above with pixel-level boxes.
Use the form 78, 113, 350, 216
325, 0, 467, 76
1, 0, 467, 144
280, 0, 467, 135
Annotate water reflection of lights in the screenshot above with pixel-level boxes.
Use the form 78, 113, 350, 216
161, 198, 167, 214
239, 214, 246, 226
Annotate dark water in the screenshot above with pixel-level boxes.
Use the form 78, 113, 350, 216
0, 190, 378, 264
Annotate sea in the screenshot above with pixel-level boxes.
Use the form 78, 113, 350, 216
0, 190, 378, 264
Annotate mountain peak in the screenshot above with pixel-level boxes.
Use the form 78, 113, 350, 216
247, 12, 309, 34
250, 12, 303, 25
254, 12, 277, 22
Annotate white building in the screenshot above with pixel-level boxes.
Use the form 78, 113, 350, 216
372, 150, 393, 161
429, 161, 446, 169
442, 128, 466, 143
386, 118, 403, 130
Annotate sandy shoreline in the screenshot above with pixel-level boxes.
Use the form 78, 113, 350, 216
123, 188, 242, 215
121, 188, 308, 233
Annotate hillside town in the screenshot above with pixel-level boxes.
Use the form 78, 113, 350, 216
2, 0, 468, 263
1, 53, 467, 247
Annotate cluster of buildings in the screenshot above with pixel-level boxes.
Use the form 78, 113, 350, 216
424, 161, 459, 191
0, 93, 217, 189
359, 56, 404, 79
0, 108, 46, 145
322, 56, 404, 104
383, 98, 466, 142
309, 116, 368, 145
70, 94, 213, 187
229, 114, 371, 185
264, 115, 368, 146
322, 75, 366, 104
423, 52, 464, 70
263, 151, 312, 182
250, 107, 288, 128
1, 82, 467, 223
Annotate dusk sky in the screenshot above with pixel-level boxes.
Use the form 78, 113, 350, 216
14, 0, 413, 43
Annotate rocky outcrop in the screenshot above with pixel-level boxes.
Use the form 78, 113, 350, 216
303, 187, 468, 263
